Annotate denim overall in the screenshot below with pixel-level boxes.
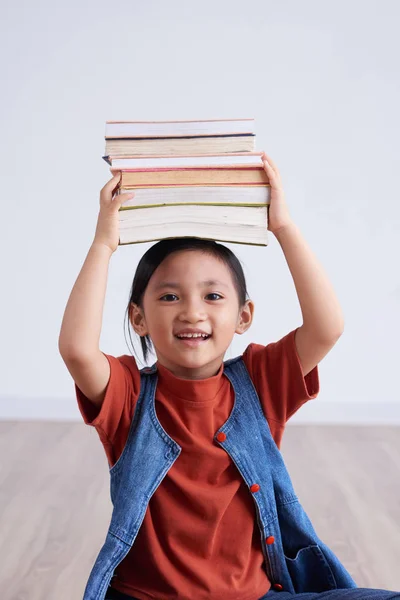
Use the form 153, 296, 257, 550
82, 355, 357, 600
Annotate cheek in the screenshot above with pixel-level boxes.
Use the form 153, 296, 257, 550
214, 307, 240, 330
146, 307, 173, 333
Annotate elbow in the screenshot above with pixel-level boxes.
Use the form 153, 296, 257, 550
330, 325, 344, 343
336, 319, 345, 338
58, 337, 76, 360
329, 322, 344, 341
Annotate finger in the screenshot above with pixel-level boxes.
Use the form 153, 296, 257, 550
262, 153, 280, 177
101, 171, 121, 195
117, 189, 135, 202
261, 155, 277, 180
118, 192, 136, 205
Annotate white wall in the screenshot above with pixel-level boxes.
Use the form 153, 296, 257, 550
1, 0, 399, 422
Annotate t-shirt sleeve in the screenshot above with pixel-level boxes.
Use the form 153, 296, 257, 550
75, 353, 141, 465
242, 327, 320, 426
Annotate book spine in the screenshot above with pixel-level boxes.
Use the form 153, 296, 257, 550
117, 166, 263, 173
105, 133, 255, 140
107, 118, 255, 123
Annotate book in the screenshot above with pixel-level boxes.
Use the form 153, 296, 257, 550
105, 118, 255, 138
117, 185, 271, 209
117, 167, 269, 188
105, 135, 255, 157
118, 204, 269, 246
104, 151, 264, 170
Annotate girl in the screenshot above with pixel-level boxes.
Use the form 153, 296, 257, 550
58, 154, 399, 600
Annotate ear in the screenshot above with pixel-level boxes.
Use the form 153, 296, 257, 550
129, 302, 149, 337
235, 299, 254, 335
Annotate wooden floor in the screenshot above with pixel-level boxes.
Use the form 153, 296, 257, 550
1, 422, 399, 599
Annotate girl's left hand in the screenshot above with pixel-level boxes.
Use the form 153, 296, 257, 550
261, 152, 294, 234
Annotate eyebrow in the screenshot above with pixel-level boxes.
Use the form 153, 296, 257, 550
154, 279, 230, 291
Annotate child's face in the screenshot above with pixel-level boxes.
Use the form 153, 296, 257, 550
130, 250, 254, 379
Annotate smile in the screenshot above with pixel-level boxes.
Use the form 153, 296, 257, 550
175, 334, 212, 347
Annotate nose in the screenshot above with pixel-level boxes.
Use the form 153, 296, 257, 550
178, 297, 207, 323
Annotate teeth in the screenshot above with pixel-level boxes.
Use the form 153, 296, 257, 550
177, 333, 209, 339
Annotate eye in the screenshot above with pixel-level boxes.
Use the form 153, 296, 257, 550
159, 294, 178, 301
159, 293, 223, 302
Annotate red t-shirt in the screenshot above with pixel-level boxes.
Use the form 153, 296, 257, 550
76, 327, 319, 600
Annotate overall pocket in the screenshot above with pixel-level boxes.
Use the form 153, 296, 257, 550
284, 543, 337, 593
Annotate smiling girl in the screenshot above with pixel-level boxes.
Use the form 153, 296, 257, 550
58, 155, 399, 600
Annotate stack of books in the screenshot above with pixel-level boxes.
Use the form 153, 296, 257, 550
102, 118, 271, 246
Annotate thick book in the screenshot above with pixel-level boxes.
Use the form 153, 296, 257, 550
118, 167, 269, 188
118, 204, 269, 246
104, 151, 264, 170
117, 185, 271, 208
105, 135, 255, 157
105, 118, 255, 138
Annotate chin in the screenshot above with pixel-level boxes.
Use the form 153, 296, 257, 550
177, 350, 224, 369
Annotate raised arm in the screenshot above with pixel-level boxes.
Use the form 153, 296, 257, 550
261, 152, 344, 377
58, 174, 135, 408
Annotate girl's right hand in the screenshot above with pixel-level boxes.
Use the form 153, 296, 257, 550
93, 172, 135, 253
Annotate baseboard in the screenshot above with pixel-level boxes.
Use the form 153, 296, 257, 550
0, 397, 399, 424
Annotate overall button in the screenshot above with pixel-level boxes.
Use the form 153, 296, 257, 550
273, 583, 283, 591
250, 483, 260, 493
266, 536, 275, 545
216, 432, 226, 442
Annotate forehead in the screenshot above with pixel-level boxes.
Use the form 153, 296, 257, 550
149, 250, 235, 287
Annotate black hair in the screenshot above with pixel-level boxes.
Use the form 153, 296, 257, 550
123, 237, 250, 364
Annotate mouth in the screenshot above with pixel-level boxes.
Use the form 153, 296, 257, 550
174, 333, 212, 347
